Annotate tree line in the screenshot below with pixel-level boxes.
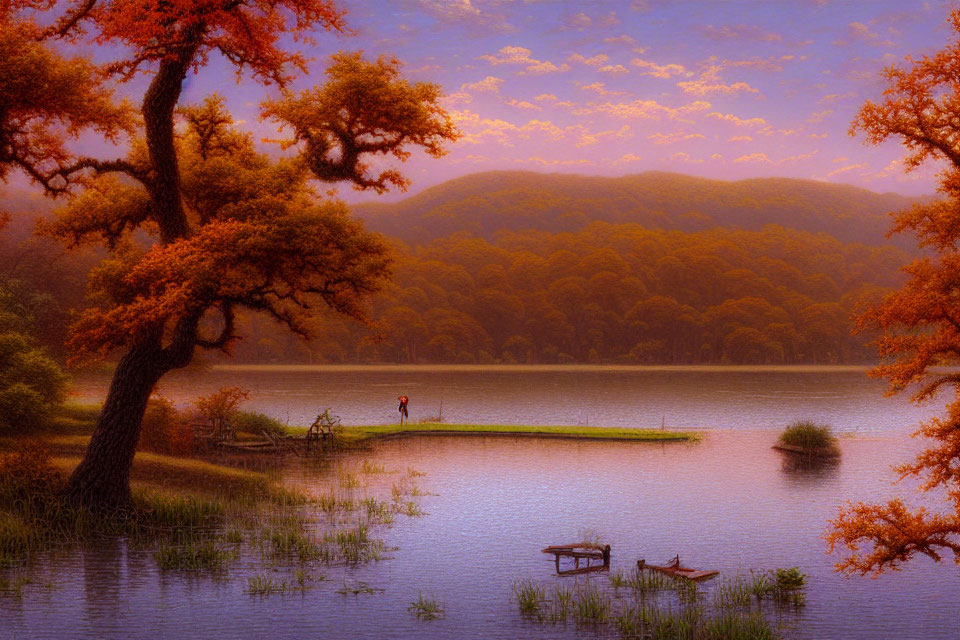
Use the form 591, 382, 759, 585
224, 221, 908, 365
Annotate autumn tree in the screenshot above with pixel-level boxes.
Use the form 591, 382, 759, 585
0, 1, 457, 508
826, 9, 960, 575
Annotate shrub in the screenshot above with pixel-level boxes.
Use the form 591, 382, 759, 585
194, 386, 249, 438
0, 383, 45, 432
0, 332, 67, 434
139, 397, 195, 455
778, 420, 839, 454
232, 411, 287, 438
0, 441, 63, 510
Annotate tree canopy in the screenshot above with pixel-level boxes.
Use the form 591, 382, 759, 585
0, 0, 457, 507
827, 9, 960, 576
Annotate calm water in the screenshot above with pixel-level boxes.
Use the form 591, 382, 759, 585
71, 365, 940, 432
7, 368, 959, 639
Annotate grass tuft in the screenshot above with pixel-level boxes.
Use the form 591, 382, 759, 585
408, 592, 445, 620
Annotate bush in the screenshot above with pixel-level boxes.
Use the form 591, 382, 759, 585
0, 332, 67, 434
0, 383, 45, 432
232, 411, 287, 438
778, 420, 839, 454
0, 441, 63, 510
139, 397, 195, 455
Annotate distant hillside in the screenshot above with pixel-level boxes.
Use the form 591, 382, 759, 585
353, 171, 922, 248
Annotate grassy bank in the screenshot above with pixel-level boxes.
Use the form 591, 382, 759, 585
331, 423, 700, 443
0, 405, 429, 580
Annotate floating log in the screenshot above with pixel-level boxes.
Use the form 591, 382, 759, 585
637, 556, 719, 582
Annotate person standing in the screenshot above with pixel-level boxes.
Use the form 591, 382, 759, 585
397, 395, 409, 424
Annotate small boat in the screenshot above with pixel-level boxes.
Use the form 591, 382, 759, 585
541, 543, 611, 575
637, 555, 719, 582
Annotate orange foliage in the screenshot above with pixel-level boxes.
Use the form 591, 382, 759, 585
828, 9, 960, 575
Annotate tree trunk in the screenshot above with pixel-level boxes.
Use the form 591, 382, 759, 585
63, 39, 201, 509
64, 336, 165, 508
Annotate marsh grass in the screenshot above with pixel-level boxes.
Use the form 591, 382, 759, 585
513, 578, 546, 617
336, 581, 384, 595
154, 540, 234, 571
409, 592, 445, 620
574, 582, 612, 625
1, 409, 430, 596
360, 460, 388, 474
514, 566, 804, 638
246, 574, 290, 596
777, 421, 840, 456
713, 575, 751, 609
337, 470, 362, 489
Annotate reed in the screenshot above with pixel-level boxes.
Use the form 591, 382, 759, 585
704, 611, 777, 640
360, 460, 388, 474
627, 566, 675, 592
360, 498, 394, 524
337, 470, 362, 489
246, 575, 288, 596
512, 578, 545, 617
408, 592, 444, 620
153, 540, 233, 571
551, 583, 574, 621
713, 575, 752, 608
574, 582, 611, 624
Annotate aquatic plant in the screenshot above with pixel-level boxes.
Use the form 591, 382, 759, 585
246, 575, 289, 596
360, 460, 388, 474
778, 421, 840, 455
154, 540, 234, 571
337, 470, 362, 489
712, 575, 751, 608
574, 582, 612, 624
704, 610, 777, 640
408, 592, 444, 620
513, 578, 545, 617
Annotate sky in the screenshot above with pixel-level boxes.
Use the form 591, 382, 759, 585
24, 0, 960, 202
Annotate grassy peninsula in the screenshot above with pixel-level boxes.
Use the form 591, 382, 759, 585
333, 423, 699, 443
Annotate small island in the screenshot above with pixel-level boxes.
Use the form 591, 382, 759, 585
773, 421, 841, 458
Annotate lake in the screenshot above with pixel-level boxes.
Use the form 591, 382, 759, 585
69, 365, 941, 432
6, 366, 959, 639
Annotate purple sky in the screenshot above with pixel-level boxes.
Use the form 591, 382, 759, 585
16, 1, 960, 203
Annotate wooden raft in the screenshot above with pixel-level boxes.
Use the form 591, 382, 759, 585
541, 543, 611, 575
637, 556, 719, 582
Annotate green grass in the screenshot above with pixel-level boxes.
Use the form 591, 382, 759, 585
154, 540, 234, 571
246, 574, 289, 596
573, 583, 612, 625
408, 592, 445, 620
513, 578, 545, 617
333, 423, 699, 442
777, 421, 840, 455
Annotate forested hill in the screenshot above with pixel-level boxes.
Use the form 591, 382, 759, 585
353, 171, 920, 248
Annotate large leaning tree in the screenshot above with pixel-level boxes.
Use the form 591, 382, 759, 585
0, 1, 457, 508
825, 9, 960, 575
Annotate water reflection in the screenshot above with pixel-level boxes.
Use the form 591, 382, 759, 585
777, 451, 842, 483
